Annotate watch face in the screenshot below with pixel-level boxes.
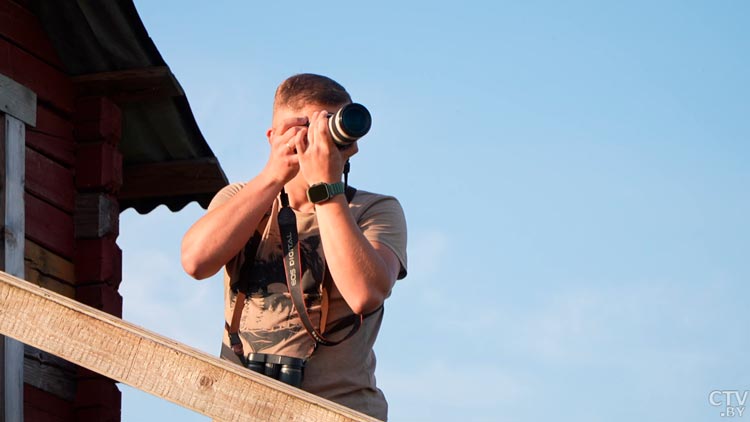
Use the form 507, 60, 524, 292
307, 184, 330, 203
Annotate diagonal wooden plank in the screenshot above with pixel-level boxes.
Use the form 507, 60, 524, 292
0, 271, 381, 422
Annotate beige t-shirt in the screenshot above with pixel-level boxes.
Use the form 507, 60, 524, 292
210, 182, 407, 420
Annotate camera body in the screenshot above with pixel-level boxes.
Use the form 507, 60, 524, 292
325, 103, 372, 147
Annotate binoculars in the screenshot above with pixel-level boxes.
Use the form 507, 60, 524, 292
244, 353, 305, 388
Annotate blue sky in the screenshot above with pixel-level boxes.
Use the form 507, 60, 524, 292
118, 1, 749, 421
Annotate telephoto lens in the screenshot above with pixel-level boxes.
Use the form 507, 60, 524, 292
327, 103, 372, 147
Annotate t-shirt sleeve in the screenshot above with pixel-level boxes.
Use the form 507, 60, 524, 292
208, 182, 245, 212
356, 195, 408, 280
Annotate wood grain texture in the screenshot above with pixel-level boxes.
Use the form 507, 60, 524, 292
23, 345, 76, 402
0, 38, 73, 114
74, 142, 122, 192
24, 193, 73, 260
23, 239, 75, 298
0, 271, 382, 422
72, 67, 184, 103
2, 116, 25, 272
74, 193, 118, 239
120, 158, 227, 200
0, 72, 37, 126
25, 146, 74, 212
1, 112, 26, 422
0, 0, 64, 69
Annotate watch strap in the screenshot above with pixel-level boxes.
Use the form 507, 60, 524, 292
327, 181, 345, 197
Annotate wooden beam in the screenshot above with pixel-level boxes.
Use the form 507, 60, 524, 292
23, 345, 76, 402
72, 67, 184, 104
0, 73, 36, 126
0, 114, 5, 422
119, 158, 227, 200
74, 193, 118, 239
0, 116, 25, 274
0, 271, 381, 422
1, 112, 26, 422
24, 239, 75, 298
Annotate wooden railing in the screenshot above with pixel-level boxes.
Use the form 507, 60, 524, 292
0, 270, 380, 422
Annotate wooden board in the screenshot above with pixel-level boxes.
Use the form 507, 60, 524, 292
23, 384, 73, 422
1, 112, 26, 422
73, 96, 121, 144
25, 131, 74, 168
75, 142, 122, 192
23, 345, 76, 402
74, 193, 118, 239
72, 66, 183, 104
0, 271, 381, 422
24, 239, 75, 298
0, 113, 6, 421
24, 193, 73, 260
1, 114, 25, 274
120, 158, 227, 200
25, 146, 74, 212
31, 105, 74, 140
0, 72, 36, 126
26, 104, 75, 167
0, 37, 73, 115
0, 0, 64, 69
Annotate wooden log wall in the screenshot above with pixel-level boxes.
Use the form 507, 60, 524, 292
1, 0, 99, 419
72, 95, 124, 421
0, 0, 76, 296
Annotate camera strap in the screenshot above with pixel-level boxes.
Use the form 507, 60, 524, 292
278, 186, 363, 347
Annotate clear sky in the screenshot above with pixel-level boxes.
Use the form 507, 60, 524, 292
118, 1, 749, 421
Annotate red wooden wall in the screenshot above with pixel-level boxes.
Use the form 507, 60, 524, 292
1, 0, 124, 420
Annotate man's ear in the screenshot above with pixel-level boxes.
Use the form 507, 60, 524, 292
266, 128, 273, 143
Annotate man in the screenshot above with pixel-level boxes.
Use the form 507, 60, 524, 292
181, 73, 407, 420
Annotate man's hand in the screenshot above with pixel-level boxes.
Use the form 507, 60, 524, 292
262, 116, 308, 184
294, 110, 358, 184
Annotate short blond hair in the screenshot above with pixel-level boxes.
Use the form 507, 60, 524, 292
274, 73, 352, 111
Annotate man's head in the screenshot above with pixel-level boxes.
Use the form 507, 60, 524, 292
267, 74, 360, 187
273, 73, 352, 113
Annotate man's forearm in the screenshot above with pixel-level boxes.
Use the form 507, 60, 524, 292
181, 173, 283, 279
314, 196, 398, 314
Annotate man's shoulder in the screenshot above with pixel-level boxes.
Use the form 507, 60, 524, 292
350, 188, 400, 205
208, 182, 246, 211
348, 187, 405, 218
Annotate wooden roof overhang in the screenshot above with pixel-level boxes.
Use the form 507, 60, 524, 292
29, 0, 228, 213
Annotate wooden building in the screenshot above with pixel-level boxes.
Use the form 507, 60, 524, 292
1, 0, 228, 420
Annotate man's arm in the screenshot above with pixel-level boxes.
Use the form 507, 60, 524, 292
315, 197, 402, 314
294, 109, 404, 314
181, 117, 308, 279
181, 174, 282, 279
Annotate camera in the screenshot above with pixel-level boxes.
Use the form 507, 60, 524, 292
326, 103, 372, 147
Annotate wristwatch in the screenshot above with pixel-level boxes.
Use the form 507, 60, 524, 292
307, 182, 345, 204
